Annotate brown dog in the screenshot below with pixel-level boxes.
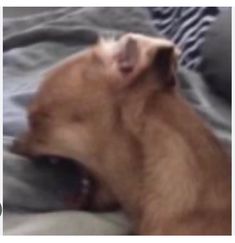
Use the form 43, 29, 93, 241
12, 33, 231, 235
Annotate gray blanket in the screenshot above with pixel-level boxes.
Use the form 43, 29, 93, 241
3, 7, 231, 234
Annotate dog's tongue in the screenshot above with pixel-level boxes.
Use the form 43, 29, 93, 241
33, 155, 94, 210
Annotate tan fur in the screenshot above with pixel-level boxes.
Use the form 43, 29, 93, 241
12, 33, 231, 235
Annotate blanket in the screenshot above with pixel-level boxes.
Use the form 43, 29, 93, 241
3, 7, 231, 235
149, 7, 220, 69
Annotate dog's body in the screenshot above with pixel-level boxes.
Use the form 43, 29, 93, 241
12, 33, 231, 235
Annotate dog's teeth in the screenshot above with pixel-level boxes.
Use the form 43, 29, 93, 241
81, 178, 90, 187
82, 187, 89, 195
49, 158, 59, 165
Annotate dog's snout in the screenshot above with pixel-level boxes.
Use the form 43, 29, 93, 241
11, 137, 25, 154
11, 135, 33, 157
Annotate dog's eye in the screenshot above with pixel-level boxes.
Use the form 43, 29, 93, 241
29, 108, 51, 129
71, 113, 84, 123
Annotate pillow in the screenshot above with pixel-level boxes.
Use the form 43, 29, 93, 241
199, 8, 231, 103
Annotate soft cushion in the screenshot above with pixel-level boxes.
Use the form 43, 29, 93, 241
199, 8, 231, 103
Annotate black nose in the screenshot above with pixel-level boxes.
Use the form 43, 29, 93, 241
10, 138, 25, 154
11, 136, 33, 157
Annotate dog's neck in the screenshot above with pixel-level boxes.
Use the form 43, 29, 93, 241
103, 86, 231, 234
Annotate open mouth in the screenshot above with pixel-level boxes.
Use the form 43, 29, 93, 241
32, 155, 94, 210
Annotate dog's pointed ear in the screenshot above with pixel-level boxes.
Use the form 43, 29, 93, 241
115, 34, 180, 88
115, 37, 139, 75
153, 44, 180, 87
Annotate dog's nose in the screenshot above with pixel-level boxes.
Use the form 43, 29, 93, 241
11, 137, 25, 154
11, 135, 33, 157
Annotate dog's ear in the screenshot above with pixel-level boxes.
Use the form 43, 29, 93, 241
153, 44, 179, 87
115, 33, 180, 88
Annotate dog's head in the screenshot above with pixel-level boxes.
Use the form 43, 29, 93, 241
12, 33, 179, 211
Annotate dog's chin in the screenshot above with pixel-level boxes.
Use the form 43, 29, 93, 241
32, 154, 95, 210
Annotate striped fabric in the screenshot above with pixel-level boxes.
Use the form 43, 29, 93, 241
148, 7, 220, 70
